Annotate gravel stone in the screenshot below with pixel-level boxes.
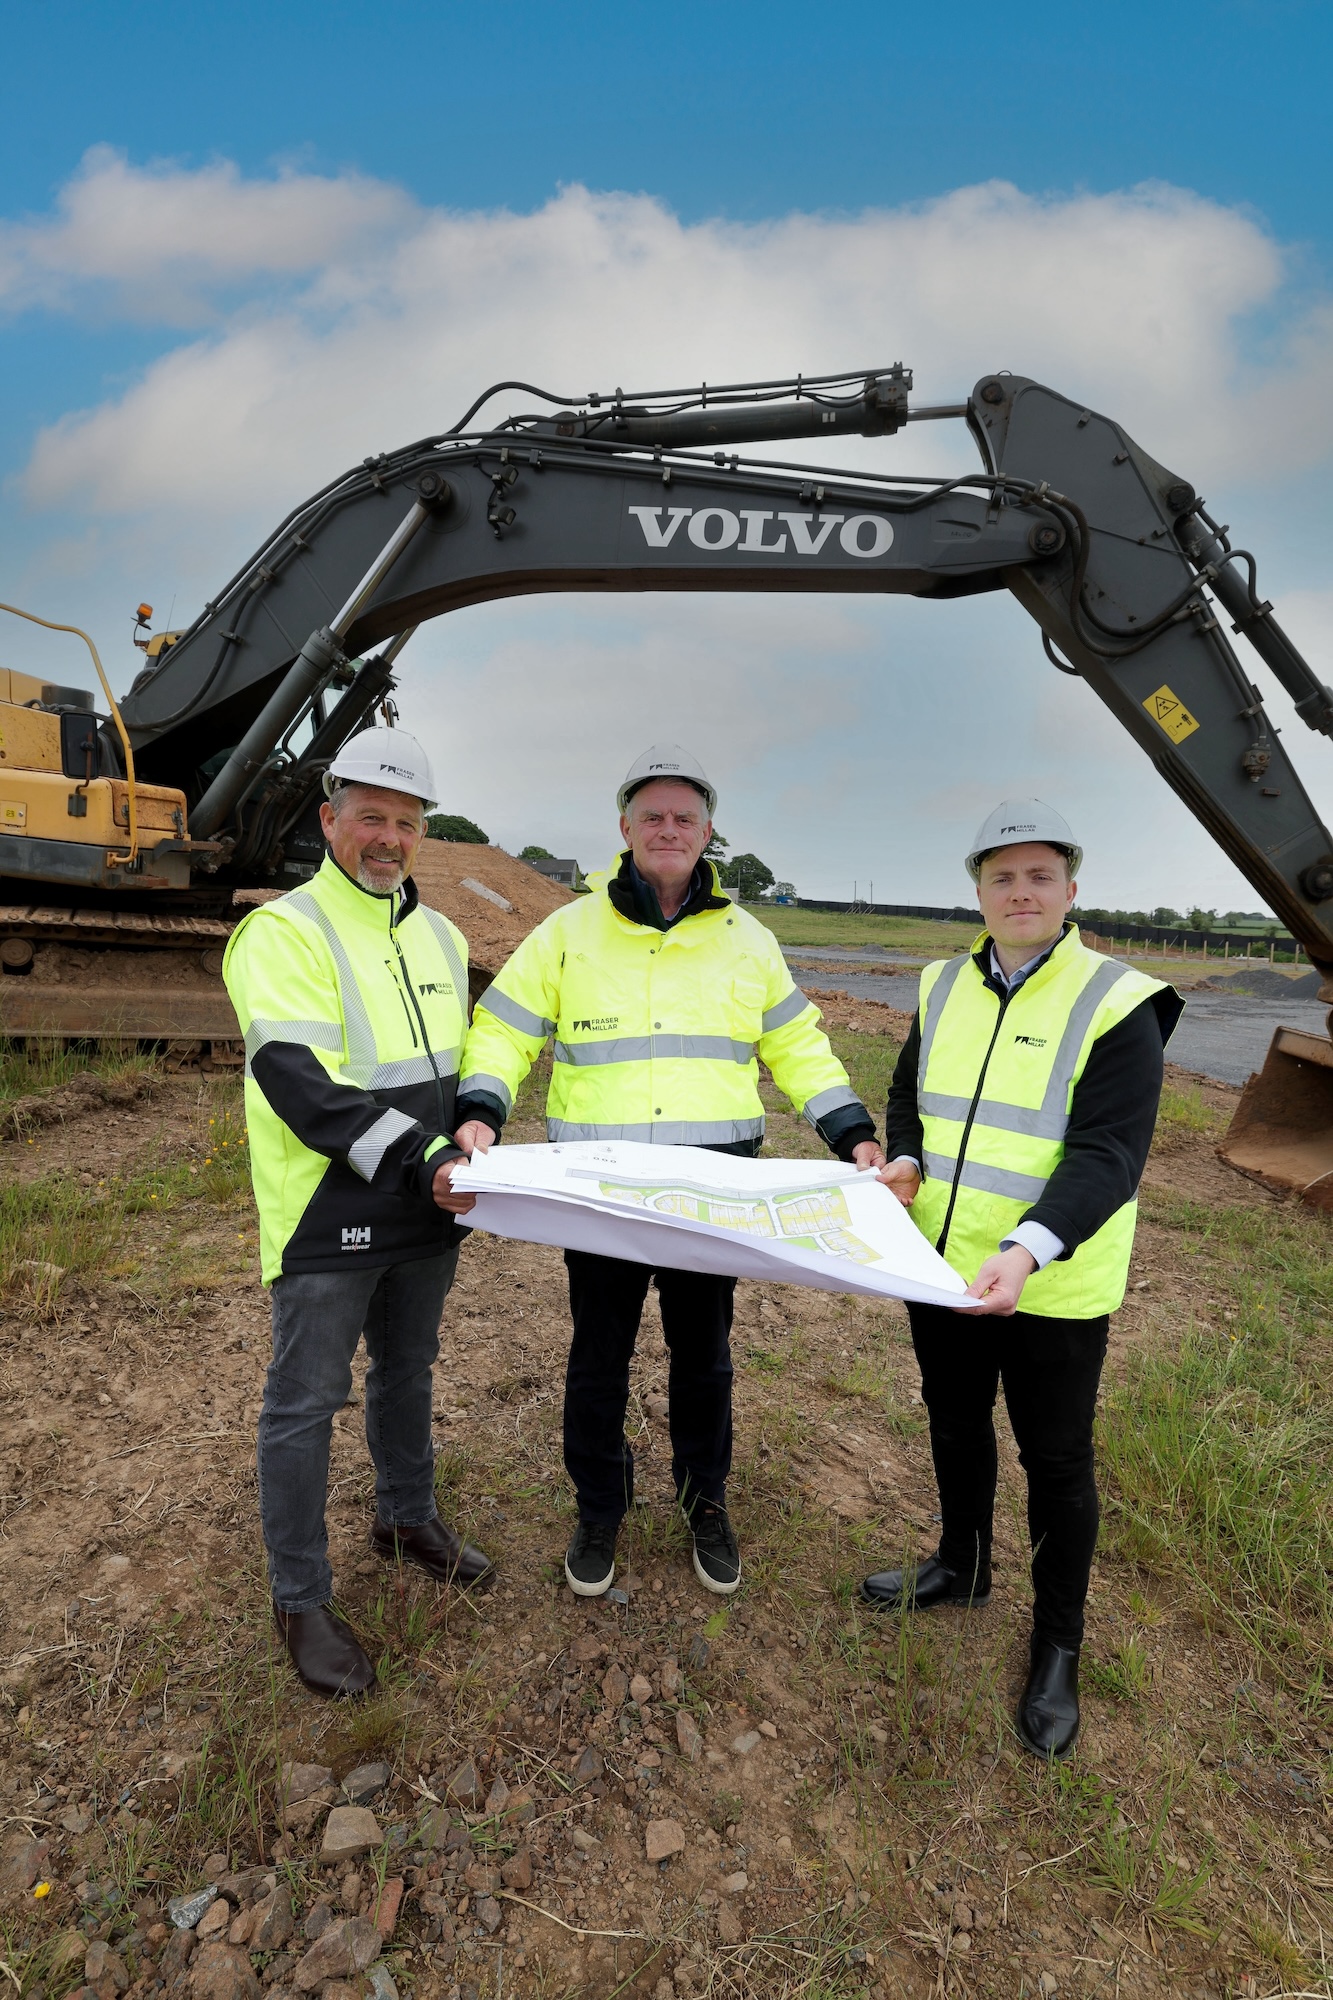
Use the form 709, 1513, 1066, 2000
629, 1674, 654, 1705
340, 1763, 391, 1806
187, 1944, 262, 2000
292, 1917, 381, 1991
730, 1731, 761, 1756
195, 1900, 232, 1944
319, 1806, 381, 1864
169, 1889, 217, 1932
645, 1819, 686, 1864
475, 1896, 503, 1934
500, 1849, 533, 1891
279, 1764, 332, 1806
445, 1760, 482, 1808
675, 1712, 703, 1762
250, 1887, 294, 1950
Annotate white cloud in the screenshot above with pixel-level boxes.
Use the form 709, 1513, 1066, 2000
0, 146, 413, 323
16, 164, 1333, 524
5, 154, 1332, 914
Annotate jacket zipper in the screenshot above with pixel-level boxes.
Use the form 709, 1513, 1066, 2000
389, 913, 447, 1129
934, 985, 1011, 1258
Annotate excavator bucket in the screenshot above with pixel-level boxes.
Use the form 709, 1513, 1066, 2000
1218, 1020, 1333, 1210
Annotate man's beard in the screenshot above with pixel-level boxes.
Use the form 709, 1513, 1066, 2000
357, 853, 405, 894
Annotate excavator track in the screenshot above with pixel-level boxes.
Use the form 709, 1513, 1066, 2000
0, 902, 243, 1064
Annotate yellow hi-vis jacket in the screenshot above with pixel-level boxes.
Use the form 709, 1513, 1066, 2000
223, 854, 469, 1283
910, 927, 1168, 1316
457, 861, 868, 1151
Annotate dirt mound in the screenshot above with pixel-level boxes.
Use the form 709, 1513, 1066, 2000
1198, 966, 1324, 999
409, 841, 576, 993
804, 986, 914, 1039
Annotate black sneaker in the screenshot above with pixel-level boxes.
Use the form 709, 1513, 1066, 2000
565, 1519, 618, 1597
690, 1504, 741, 1595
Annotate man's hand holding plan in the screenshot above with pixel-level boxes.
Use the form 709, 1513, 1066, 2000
452, 1141, 979, 1308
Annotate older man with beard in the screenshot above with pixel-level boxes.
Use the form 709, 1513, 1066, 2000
223, 726, 492, 1699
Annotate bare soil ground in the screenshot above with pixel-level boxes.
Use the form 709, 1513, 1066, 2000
1, 1001, 1330, 2000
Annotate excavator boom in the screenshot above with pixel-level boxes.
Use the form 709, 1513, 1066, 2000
6, 366, 1332, 1197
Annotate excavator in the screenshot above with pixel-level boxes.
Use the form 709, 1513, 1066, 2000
1, 365, 1330, 1204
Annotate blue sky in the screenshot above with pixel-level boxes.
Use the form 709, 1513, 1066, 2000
2, 1, 1331, 907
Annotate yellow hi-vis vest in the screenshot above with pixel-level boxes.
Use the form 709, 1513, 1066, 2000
910, 928, 1168, 1317
459, 864, 863, 1146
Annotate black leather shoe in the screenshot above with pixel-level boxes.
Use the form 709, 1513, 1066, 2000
859, 1554, 991, 1611
273, 1604, 375, 1700
1016, 1639, 1081, 1760
371, 1515, 494, 1587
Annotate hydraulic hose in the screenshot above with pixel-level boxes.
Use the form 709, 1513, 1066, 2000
0, 602, 139, 867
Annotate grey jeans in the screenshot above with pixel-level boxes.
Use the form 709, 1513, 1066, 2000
258, 1249, 458, 1612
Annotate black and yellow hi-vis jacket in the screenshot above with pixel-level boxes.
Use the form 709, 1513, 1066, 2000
222, 854, 469, 1282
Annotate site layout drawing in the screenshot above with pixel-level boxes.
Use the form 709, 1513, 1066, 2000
453, 1140, 979, 1308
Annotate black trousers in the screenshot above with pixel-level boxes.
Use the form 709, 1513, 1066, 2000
907, 1301, 1109, 1649
563, 1249, 736, 1525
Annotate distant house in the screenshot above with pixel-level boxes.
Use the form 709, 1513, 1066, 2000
525, 856, 582, 889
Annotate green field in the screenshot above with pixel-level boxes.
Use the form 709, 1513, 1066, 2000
740, 904, 977, 954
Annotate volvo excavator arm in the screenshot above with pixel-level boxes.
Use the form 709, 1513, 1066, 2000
119, 368, 1333, 985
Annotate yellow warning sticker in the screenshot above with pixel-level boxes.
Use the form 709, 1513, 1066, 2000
1143, 684, 1200, 743
0, 801, 26, 828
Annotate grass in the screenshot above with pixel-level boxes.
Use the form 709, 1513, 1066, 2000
0, 1087, 253, 1304
0, 1038, 159, 1109
741, 906, 977, 955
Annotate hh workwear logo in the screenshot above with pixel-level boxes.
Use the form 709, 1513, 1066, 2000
627, 506, 893, 559
1014, 1034, 1048, 1047
573, 1016, 619, 1032
342, 1226, 372, 1250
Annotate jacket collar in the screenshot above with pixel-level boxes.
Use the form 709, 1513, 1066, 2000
970, 919, 1078, 1000
314, 851, 420, 929
606, 850, 731, 932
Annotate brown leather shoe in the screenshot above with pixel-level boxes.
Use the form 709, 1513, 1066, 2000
370, 1515, 494, 1587
273, 1604, 375, 1699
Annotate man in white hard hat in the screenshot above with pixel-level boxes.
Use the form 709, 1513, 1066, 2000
454, 744, 885, 1598
860, 801, 1182, 1759
223, 726, 492, 1699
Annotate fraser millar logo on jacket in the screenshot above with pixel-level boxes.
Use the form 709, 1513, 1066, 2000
418, 981, 452, 997
342, 1226, 372, 1250
573, 1016, 619, 1032
1014, 1034, 1048, 1047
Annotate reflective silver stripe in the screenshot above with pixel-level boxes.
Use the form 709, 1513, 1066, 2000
416, 906, 469, 1007
552, 1034, 754, 1066
920, 1090, 1070, 1141
243, 1018, 344, 1063
479, 983, 556, 1039
457, 1070, 514, 1114
348, 1106, 417, 1182
761, 987, 810, 1033
1038, 959, 1135, 1119
285, 890, 380, 1081
366, 1051, 460, 1089
801, 1083, 863, 1127
923, 1150, 1051, 1204
547, 1117, 765, 1146
917, 954, 969, 1094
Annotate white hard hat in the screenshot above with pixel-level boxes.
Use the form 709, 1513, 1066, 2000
965, 798, 1082, 881
617, 743, 717, 817
323, 726, 437, 810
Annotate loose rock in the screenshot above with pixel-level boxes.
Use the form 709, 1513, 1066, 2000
645, 1819, 686, 1864
319, 1806, 381, 1864
475, 1895, 503, 1934
371, 1877, 403, 1940
501, 1849, 533, 1891
84, 1942, 130, 1995
445, 1759, 482, 1808
484, 1773, 509, 1814
169, 1888, 217, 1932
280, 1763, 333, 1805
721, 1871, 748, 1895
365, 1967, 399, 2000
302, 1899, 334, 1941
572, 1746, 604, 1785
629, 1673, 654, 1705
340, 1762, 391, 1806
250, 1886, 294, 1950
602, 1664, 629, 1708
187, 1944, 262, 2000
292, 1916, 381, 1990
195, 1900, 232, 1944
0, 1833, 49, 1895
731, 1730, 761, 1756
675, 1711, 703, 1763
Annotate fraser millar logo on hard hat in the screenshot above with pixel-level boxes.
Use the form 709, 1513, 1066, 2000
1000, 821, 1038, 836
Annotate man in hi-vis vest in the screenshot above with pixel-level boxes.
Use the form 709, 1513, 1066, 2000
860, 801, 1182, 1760
224, 728, 492, 1701
454, 745, 883, 1601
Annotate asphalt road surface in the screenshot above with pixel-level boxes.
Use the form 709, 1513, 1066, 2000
785, 951, 1328, 1087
